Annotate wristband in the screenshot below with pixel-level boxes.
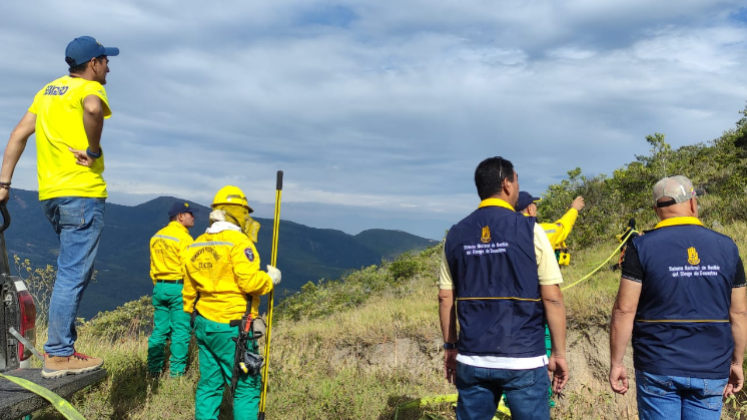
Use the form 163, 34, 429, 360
86, 147, 102, 159
443, 342, 457, 350
0, 181, 9, 190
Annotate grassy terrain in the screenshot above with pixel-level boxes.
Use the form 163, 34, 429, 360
18, 220, 747, 419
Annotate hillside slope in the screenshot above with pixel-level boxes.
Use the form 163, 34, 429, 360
34, 223, 747, 420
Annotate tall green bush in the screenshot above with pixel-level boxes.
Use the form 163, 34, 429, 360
537, 105, 747, 248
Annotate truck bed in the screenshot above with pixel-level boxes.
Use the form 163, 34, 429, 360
0, 368, 107, 420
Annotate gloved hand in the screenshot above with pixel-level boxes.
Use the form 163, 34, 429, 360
267, 265, 282, 285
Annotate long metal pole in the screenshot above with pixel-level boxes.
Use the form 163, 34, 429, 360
258, 170, 282, 420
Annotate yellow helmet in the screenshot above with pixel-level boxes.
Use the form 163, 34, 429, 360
211, 185, 254, 213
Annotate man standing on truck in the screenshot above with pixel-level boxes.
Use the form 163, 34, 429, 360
0, 36, 119, 378
147, 202, 197, 377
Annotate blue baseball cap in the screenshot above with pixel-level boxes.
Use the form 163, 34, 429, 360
168, 202, 197, 218
516, 191, 541, 212
65, 36, 119, 67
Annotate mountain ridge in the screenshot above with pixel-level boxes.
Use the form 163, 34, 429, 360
2, 189, 437, 318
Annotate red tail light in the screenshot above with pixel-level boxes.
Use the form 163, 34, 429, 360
18, 290, 36, 361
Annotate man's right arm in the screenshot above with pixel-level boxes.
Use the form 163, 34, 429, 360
609, 278, 641, 395
438, 248, 458, 384
0, 112, 36, 203
438, 288, 457, 385
727, 258, 747, 397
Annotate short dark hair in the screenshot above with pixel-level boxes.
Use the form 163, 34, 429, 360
169, 214, 178, 222
67, 55, 105, 74
475, 156, 515, 200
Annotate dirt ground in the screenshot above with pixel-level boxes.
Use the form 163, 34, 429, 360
558, 327, 639, 419
330, 326, 642, 419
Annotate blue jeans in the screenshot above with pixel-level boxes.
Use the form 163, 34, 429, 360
456, 362, 550, 420
41, 197, 105, 356
636, 370, 728, 420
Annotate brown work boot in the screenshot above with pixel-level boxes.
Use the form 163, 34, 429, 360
42, 352, 104, 379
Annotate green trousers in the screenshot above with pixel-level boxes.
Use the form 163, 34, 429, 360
544, 324, 555, 407
194, 315, 262, 420
147, 282, 191, 376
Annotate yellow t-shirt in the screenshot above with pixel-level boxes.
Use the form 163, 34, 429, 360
28, 75, 111, 200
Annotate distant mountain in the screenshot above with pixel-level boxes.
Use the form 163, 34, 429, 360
1, 189, 436, 319
354, 229, 440, 259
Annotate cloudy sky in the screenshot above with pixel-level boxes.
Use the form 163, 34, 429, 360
1, 1, 746, 239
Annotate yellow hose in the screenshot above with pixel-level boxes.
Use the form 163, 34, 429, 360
0, 372, 87, 420
393, 393, 510, 419
561, 229, 636, 291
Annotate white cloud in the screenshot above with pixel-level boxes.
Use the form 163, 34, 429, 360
0, 1, 746, 238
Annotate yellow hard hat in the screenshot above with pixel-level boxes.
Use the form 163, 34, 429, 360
211, 185, 254, 213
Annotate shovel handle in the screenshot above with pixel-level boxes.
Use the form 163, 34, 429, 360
0, 203, 9, 234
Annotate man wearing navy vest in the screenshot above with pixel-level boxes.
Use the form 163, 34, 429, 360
439, 157, 569, 420
609, 175, 747, 419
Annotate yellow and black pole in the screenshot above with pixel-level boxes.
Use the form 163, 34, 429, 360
258, 170, 282, 420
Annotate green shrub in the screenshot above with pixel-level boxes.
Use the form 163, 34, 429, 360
388, 253, 421, 281
538, 104, 747, 248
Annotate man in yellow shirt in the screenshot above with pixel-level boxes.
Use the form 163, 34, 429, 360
515, 191, 584, 409
148, 202, 197, 377
183, 186, 281, 420
517, 192, 585, 253
0, 36, 118, 378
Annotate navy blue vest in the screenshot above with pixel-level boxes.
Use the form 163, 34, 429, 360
445, 203, 545, 358
633, 222, 738, 378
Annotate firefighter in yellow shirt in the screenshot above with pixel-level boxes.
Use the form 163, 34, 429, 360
183, 186, 281, 420
147, 202, 197, 377
517, 192, 585, 264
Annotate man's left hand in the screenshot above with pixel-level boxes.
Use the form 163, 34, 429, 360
724, 362, 744, 397
69, 148, 95, 167
443, 349, 457, 384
